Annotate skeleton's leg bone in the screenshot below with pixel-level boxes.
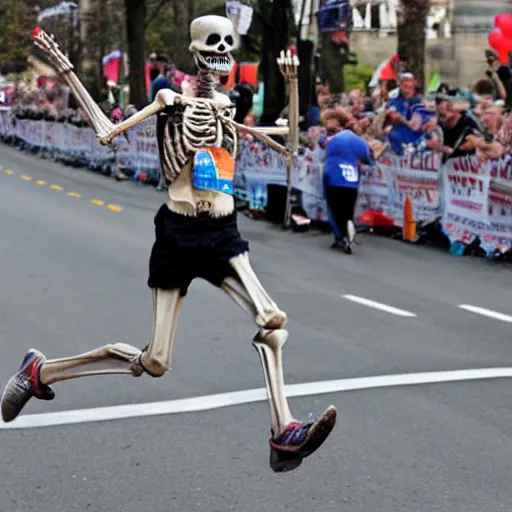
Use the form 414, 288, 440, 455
228, 252, 287, 329
39, 343, 144, 385
220, 276, 257, 319
39, 289, 182, 385
253, 329, 295, 435
139, 288, 183, 377
223, 255, 294, 434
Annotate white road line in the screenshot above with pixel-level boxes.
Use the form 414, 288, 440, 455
2, 367, 512, 430
458, 305, 512, 324
342, 294, 417, 317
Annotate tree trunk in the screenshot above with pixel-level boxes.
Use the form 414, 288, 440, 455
396, 0, 430, 89
78, 0, 101, 100
125, 0, 147, 109
170, 0, 194, 73
259, 0, 292, 125
187, 0, 196, 25
320, 35, 347, 94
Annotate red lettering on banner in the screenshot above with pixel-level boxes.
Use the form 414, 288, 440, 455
489, 157, 512, 180
452, 158, 480, 175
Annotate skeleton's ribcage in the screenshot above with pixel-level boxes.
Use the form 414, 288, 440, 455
160, 105, 238, 185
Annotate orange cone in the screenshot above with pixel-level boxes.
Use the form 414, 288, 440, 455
403, 196, 417, 242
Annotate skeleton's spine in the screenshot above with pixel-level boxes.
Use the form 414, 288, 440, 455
195, 71, 217, 99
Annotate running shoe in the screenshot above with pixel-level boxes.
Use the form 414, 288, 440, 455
1, 349, 55, 423
269, 406, 337, 472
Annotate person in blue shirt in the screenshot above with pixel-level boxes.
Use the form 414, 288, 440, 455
386, 73, 424, 155
150, 64, 172, 102
323, 114, 375, 254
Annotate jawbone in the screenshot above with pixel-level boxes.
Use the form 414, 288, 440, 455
194, 51, 234, 75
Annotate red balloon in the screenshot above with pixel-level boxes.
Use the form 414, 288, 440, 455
489, 28, 503, 51
499, 51, 510, 64
498, 37, 512, 63
495, 13, 512, 37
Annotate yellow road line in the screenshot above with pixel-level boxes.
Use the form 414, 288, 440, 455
3, 169, 124, 212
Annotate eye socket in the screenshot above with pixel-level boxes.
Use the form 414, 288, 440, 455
225, 35, 234, 46
206, 34, 221, 46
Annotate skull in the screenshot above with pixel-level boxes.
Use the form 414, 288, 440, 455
189, 15, 237, 75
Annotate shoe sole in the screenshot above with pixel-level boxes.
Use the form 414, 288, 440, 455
269, 407, 337, 473
271, 406, 338, 459
269, 447, 304, 473
1, 373, 34, 423
1, 349, 46, 423
297, 406, 337, 459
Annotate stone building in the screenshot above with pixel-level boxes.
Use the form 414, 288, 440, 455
348, 0, 512, 88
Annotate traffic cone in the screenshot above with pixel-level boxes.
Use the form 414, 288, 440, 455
403, 197, 417, 242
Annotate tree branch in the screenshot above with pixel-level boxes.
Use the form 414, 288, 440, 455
145, 0, 170, 29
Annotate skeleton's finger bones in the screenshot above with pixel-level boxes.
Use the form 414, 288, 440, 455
277, 49, 300, 79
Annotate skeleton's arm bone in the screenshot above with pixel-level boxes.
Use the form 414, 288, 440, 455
100, 90, 177, 144
225, 118, 290, 155
248, 126, 290, 136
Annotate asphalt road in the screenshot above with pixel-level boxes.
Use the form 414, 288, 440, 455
1, 143, 512, 512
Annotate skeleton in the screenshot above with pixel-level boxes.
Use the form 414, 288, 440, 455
1, 17, 336, 472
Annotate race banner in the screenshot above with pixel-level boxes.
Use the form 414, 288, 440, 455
115, 118, 160, 179
481, 154, 512, 254
390, 151, 443, 226
442, 155, 492, 248
1, 108, 511, 256
355, 156, 392, 222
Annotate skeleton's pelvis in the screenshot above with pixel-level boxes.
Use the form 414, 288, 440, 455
192, 147, 234, 195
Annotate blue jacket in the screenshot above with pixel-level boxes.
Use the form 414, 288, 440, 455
323, 130, 374, 190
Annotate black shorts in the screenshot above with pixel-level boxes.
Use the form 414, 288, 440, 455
148, 204, 250, 296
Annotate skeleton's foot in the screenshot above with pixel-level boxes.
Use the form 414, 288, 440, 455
1, 349, 55, 423
268, 406, 337, 473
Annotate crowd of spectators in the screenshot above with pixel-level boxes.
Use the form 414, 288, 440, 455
303, 49, 512, 164
2, 47, 512, 185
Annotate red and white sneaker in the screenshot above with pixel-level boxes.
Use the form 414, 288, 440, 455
1, 349, 55, 423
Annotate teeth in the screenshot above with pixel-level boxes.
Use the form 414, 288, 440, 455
204, 55, 231, 72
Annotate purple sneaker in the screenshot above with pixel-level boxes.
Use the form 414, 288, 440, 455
1, 349, 55, 423
269, 406, 337, 472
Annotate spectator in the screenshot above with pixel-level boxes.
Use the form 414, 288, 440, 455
150, 61, 171, 102
229, 82, 254, 124
435, 94, 481, 160
497, 109, 512, 153
322, 112, 375, 254
484, 50, 509, 103
466, 105, 505, 162
386, 73, 424, 155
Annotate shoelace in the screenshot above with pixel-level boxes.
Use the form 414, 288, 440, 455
281, 422, 312, 446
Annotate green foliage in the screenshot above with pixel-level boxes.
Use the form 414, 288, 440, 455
0, 0, 58, 73
344, 62, 374, 92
